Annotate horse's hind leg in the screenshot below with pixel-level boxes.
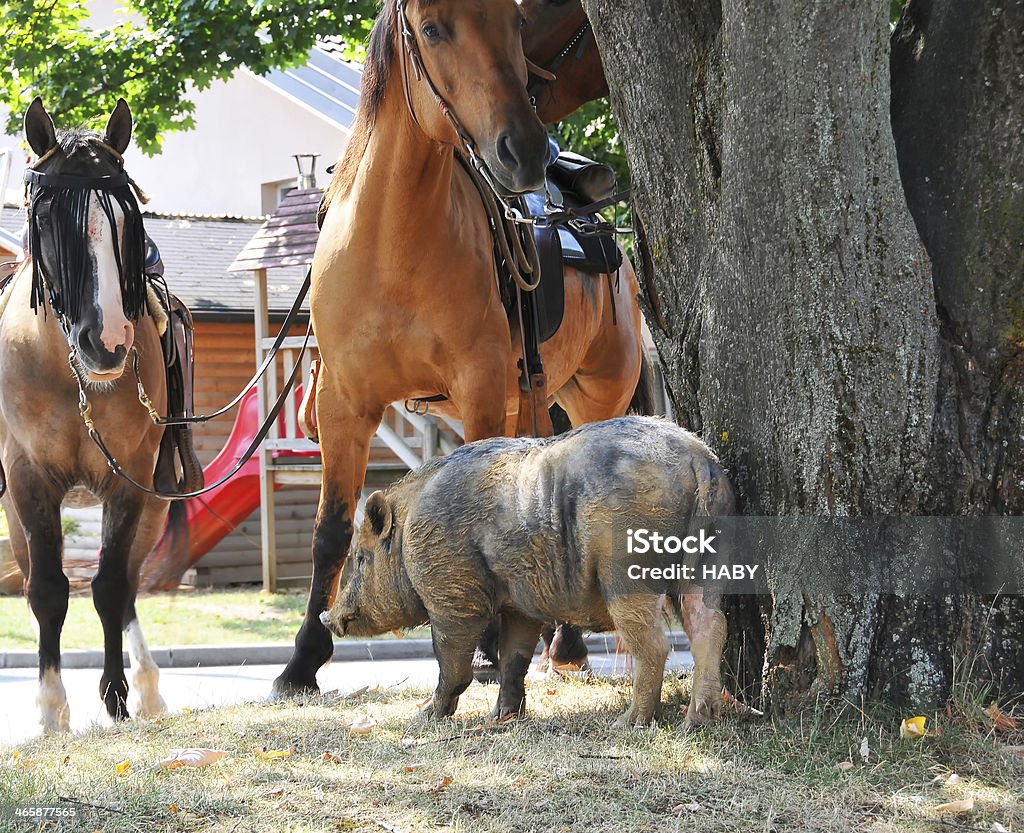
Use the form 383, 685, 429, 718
93, 491, 147, 720
123, 497, 169, 717
6, 466, 70, 732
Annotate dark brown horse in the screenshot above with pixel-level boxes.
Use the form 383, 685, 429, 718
523, 0, 609, 124
0, 99, 169, 731
272, 0, 647, 696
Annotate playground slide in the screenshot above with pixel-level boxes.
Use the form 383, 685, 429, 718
176, 385, 317, 564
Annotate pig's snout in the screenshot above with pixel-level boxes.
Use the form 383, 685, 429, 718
319, 610, 340, 635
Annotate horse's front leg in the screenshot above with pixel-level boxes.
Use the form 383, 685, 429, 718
273, 394, 384, 697
94, 490, 147, 720
6, 463, 69, 732
124, 496, 171, 717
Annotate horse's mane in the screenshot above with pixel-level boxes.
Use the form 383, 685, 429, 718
321, 2, 398, 211
27, 125, 147, 322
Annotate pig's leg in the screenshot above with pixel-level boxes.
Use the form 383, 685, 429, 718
427, 617, 489, 720
680, 591, 727, 725
608, 595, 669, 727
490, 613, 544, 720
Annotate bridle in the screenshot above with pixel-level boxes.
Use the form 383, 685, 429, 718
23, 139, 148, 328
526, 18, 593, 102
393, 0, 543, 291
20, 139, 314, 501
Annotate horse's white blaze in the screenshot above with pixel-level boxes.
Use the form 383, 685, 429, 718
37, 666, 70, 733
125, 618, 166, 717
87, 194, 134, 354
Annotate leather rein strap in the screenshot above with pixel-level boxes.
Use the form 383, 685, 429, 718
70, 268, 313, 500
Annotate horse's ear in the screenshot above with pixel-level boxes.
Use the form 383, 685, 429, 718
103, 98, 133, 155
24, 97, 57, 158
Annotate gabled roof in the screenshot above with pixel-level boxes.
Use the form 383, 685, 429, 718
252, 45, 362, 132
0, 205, 307, 318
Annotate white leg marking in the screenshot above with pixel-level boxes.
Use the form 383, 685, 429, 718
37, 667, 70, 734
125, 618, 166, 717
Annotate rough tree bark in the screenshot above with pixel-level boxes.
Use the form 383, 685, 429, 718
583, 0, 1024, 709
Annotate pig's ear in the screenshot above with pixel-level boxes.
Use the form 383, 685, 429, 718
365, 491, 393, 539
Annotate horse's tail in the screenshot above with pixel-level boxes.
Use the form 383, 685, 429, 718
139, 499, 192, 592
628, 351, 658, 416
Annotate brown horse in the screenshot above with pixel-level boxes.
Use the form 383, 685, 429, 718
523, 0, 609, 124
272, 0, 647, 695
0, 99, 168, 731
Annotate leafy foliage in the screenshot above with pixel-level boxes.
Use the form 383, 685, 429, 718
1, 0, 626, 181
553, 98, 629, 189
0, 0, 376, 154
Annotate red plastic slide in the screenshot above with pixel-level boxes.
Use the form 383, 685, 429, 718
146, 386, 319, 583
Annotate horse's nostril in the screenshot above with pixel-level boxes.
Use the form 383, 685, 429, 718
496, 132, 519, 171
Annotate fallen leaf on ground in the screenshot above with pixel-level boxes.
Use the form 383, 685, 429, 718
430, 775, 453, 794
60, 755, 70, 767
985, 703, 1019, 732
933, 797, 975, 815
323, 751, 345, 764
837, 760, 855, 771
415, 695, 433, 710
115, 759, 132, 776
900, 716, 927, 739
266, 788, 285, 798
9, 751, 36, 770
349, 715, 379, 735
253, 747, 294, 760
158, 748, 228, 769
168, 804, 179, 814
545, 688, 558, 696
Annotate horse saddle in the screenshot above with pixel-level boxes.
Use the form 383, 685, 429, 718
148, 263, 204, 495
526, 154, 624, 345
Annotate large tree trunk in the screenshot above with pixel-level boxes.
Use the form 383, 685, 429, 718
584, 0, 1024, 709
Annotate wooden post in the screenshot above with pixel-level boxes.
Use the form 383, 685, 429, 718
254, 267, 278, 593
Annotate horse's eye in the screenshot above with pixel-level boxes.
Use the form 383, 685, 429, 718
421, 22, 442, 41
519, 14, 527, 29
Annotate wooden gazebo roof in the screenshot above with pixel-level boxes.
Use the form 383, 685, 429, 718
228, 188, 322, 273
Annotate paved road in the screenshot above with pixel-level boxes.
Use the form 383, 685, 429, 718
0, 651, 693, 748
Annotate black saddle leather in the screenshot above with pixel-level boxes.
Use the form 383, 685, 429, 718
524, 185, 624, 345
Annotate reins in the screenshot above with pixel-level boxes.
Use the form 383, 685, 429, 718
63, 309, 313, 500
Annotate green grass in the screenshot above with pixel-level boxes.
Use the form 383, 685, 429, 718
0, 680, 1021, 832
0, 587, 431, 650
0, 589, 305, 650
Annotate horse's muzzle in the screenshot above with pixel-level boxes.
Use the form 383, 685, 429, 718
487, 124, 549, 194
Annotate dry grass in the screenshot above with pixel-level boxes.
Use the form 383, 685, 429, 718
1, 674, 1022, 833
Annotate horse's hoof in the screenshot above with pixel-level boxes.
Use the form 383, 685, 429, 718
270, 675, 321, 701
472, 650, 500, 684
